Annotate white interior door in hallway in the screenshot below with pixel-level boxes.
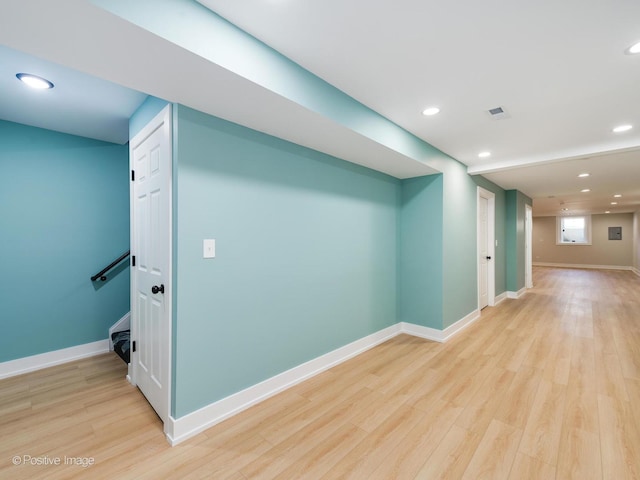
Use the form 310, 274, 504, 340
525, 204, 533, 288
130, 105, 172, 425
477, 187, 495, 309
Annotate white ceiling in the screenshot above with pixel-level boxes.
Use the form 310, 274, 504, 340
0, 45, 146, 144
1, 0, 639, 216
199, 0, 640, 216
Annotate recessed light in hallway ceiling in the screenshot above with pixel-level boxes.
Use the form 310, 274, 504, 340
16, 73, 54, 90
612, 124, 633, 133
478, 151, 491, 158
625, 41, 640, 55
422, 106, 440, 116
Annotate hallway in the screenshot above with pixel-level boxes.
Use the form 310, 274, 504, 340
2, 267, 640, 479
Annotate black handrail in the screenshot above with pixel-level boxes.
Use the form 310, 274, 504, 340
91, 250, 130, 282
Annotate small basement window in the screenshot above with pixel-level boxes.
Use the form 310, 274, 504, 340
557, 215, 592, 245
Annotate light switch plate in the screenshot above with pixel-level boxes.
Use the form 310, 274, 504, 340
203, 239, 216, 258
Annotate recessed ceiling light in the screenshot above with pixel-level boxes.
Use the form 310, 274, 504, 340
478, 151, 491, 158
16, 73, 54, 89
581, 189, 590, 193
613, 124, 633, 133
422, 107, 440, 116
614, 194, 622, 198
611, 202, 618, 205
578, 173, 590, 178
625, 41, 640, 55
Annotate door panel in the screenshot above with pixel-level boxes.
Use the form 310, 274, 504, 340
479, 196, 489, 309
130, 106, 171, 424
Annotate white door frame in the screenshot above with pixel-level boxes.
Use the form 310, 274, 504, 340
129, 104, 173, 427
525, 204, 533, 288
477, 187, 496, 308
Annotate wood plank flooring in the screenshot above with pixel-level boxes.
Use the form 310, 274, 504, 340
2, 267, 640, 479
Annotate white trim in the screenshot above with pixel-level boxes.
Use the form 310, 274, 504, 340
494, 292, 508, 305
166, 307, 485, 445
166, 307, 488, 445
400, 308, 480, 343
108, 311, 131, 351
533, 262, 633, 271
633, 268, 640, 277
400, 322, 446, 342
165, 324, 401, 445
0, 340, 109, 380
507, 287, 527, 299
556, 215, 592, 246
442, 309, 481, 341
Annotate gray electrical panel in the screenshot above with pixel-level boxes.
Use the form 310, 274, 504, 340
608, 226, 622, 240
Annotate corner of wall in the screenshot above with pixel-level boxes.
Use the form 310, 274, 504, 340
129, 96, 170, 139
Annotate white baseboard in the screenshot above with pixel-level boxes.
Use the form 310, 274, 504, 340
633, 268, 640, 277
507, 287, 527, 299
399, 309, 480, 343
441, 309, 481, 341
166, 308, 485, 446
494, 292, 508, 305
533, 262, 633, 272
0, 340, 109, 380
399, 322, 445, 342
165, 324, 401, 445
108, 312, 131, 351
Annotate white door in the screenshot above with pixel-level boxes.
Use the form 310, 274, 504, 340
478, 195, 489, 309
130, 105, 172, 423
525, 204, 533, 288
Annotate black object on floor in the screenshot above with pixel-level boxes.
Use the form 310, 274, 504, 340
111, 329, 130, 364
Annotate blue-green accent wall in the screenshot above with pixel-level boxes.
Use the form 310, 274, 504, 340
506, 190, 533, 292
129, 96, 168, 138
440, 160, 479, 328
399, 175, 444, 329
0, 120, 130, 362
171, 105, 400, 417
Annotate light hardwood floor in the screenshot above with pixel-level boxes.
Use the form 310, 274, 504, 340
2, 267, 640, 479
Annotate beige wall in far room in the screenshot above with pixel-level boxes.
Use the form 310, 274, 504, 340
533, 213, 634, 267
634, 211, 640, 272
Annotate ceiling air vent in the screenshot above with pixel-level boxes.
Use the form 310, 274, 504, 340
486, 106, 510, 120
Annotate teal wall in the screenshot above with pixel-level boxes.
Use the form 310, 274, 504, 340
424, 157, 481, 328
399, 175, 444, 329
441, 161, 479, 328
166, 105, 517, 418
129, 96, 168, 138
473, 176, 507, 296
172, 105, 400, 417
398, 172, 508, 330
121, 101, 526, 419
0, 120, 130, 362
106, 0, 522, 417
506, 190, 532, 292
